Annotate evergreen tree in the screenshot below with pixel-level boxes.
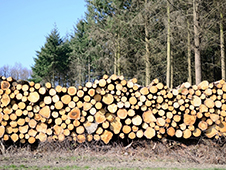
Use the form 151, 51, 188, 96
31, 26, 71, 86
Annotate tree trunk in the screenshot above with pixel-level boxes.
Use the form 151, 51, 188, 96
88, 55, 91, 82
220, 9, 225, 80
117, 34, 121, 76
187, 18, 192, 84
170, 51, 173, 88
166, 0, 171, 88
193, 0, 201, 84
114, 49, 117, 75
145, 0, 150, 86
78, 58, 82, 86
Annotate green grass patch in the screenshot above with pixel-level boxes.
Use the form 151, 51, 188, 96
96, 168, 226, 170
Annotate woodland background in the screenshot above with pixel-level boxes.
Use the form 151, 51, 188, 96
0, 0, 225, 88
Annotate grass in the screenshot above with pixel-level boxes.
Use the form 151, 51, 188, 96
0, 164, 90, 170
1, 165, 225, 170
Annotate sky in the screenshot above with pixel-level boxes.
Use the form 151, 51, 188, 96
0, 0, 87, 69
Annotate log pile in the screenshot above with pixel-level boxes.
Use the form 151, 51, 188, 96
0, 74, 226, 145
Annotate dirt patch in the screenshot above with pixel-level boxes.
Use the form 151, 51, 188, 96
1, 138, 226, 169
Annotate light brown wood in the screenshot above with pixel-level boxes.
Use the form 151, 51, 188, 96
184, 114, 196, 126
183, 129, 192, 139
11, 133, 19, 142
205, 124, 218, 138
101, 130, 113, 144
103, 94, 114, 105
144, 127, 155, 139
191, 95, 202, 107
68, 107, 80, 120
142, 110, 156, 123
132, 115, 142, 126
95, 111, 106, 124
110, 117, 122, 134
1, 81, 10, 90
107, 104, 118, 113
0, 125, 5, 138
61, 94, 71, 105
39, 106, 50, 119
198, 121, 208, 131
117, 109, 127, 119
204, 98, 215, 108
1, 94, 10, 107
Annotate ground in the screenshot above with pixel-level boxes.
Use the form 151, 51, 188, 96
1, 138, 226, 169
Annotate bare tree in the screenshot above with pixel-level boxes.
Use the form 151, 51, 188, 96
193, 0, 201, 84
0, 63, 31, 80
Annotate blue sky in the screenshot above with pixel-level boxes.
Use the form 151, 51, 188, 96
0, 0, 86, 69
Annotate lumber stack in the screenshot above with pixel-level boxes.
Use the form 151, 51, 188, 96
0, 74, 226, 145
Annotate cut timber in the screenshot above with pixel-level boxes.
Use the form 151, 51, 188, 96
1, 94, 10, 107
140, 87, 149, 95
76, 126, 85, 134
68, 107, 80, 120
95, 111, 106, 124
55, 101, 64, 110
28, 92, 40, 103
11, 133, 19, 143
210, 114, 219, 122
39, 106, 50, 119
53, 125, 63, 135
198, 80, 209, 90
68, 86, 77, 96
142, 110, 156, 123
107, 104, 118, 113
117, 109, 127, 119
101, 130, 113, 144
167, 127, 175, 137
128, 132, 136, 139
149, 86, 158, 94
1, 81, 10, 90
184, 114, 196, 126
122, 125, 131, 134
156, 118, 165, 126
191, 96, 202, 107
83, 102, 92, 111
28, 137, 36, 144
132, 115, 142, 126
129, 96, 137, 105
205, 124, 218, 138
219, 122, 226, 133
110, 117, 122, 134
99, 79, 106, 87
183, 129, 192, 139
19, 125, 29, 134
36, 123, 47, 133
175, 129, 183, 138
198, 121, 208, 131
144, 127, 155, 139
61, 95, 71, 105
136, 130, 144, 138
193, 128, 201, 137
204, 98, 215, 109
103, 94, 114, 105
37, 132, 47, 142
77, 134, 86, 143
0, 125, 5, 138
84, 122, 98, 134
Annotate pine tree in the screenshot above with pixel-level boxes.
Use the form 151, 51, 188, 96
31, 26, 71, 86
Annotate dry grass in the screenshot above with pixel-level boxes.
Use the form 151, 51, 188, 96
1, 137, 226, 169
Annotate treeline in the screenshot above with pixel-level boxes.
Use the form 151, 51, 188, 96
31, 0, 226, 88
0, 63, 32, 80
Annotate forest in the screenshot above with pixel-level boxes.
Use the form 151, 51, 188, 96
1, 0, 226, 88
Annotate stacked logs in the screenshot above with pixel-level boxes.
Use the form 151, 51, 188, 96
0, 74, 226, 145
